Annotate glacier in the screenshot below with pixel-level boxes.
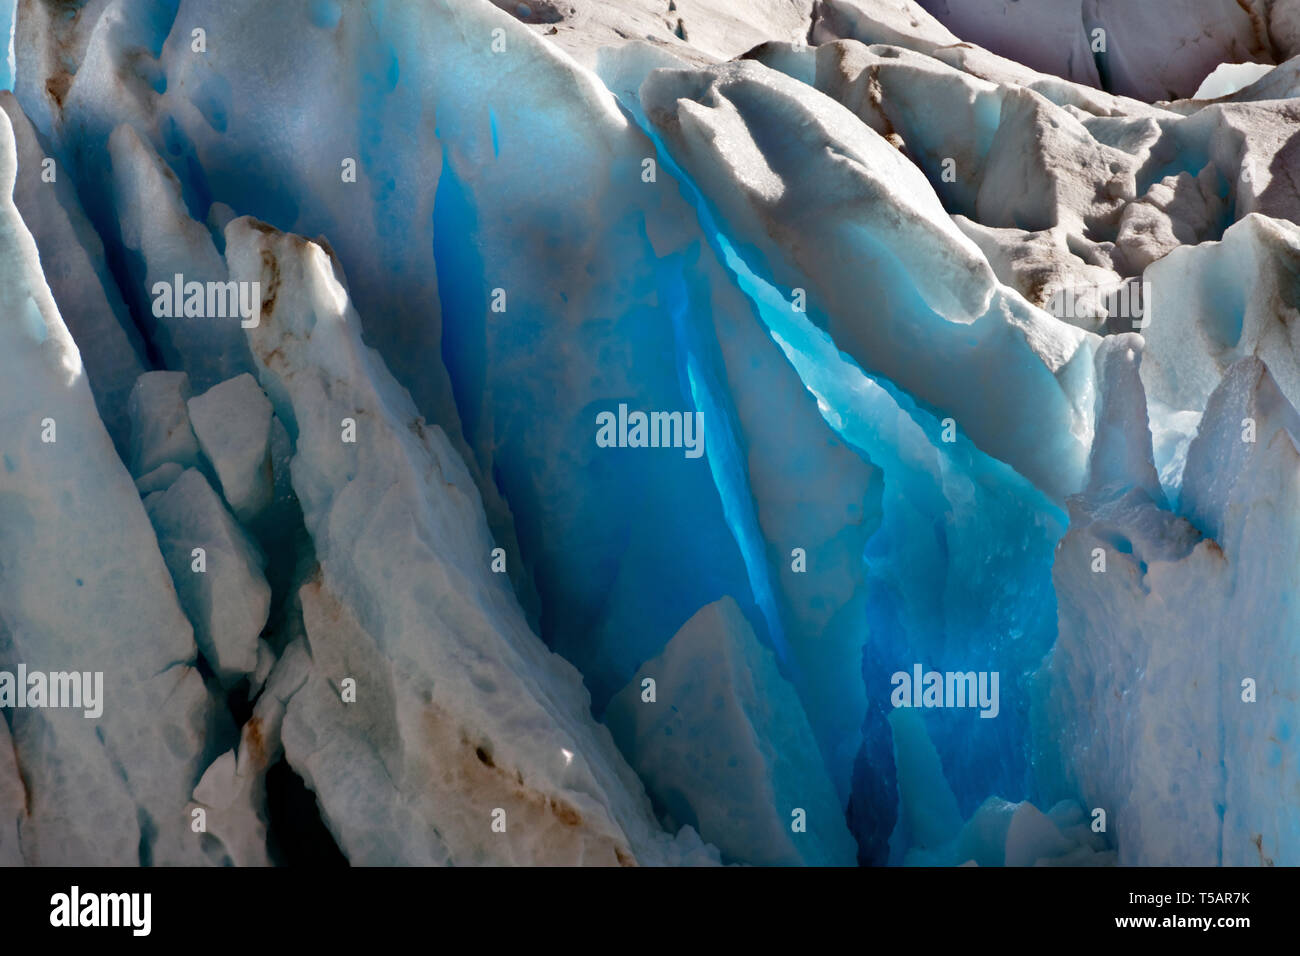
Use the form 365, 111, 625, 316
0, 0, 1298, 868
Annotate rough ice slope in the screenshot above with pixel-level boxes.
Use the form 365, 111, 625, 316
186, 373, 274, 523
2, 0, 1300, 867
222, 216, 715, 866
0, 104, 218, 866
1039, 351, 1300, 865
1194, 61, 1278, 100
910, 0, 1274, 101
605, 597, 857, 865
0, 88, 145, 458
144, 467, 270, 685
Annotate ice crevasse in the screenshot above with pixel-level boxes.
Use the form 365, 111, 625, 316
0, 0, 1297, 867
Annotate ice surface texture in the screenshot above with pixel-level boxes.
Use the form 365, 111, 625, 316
0, 0, 1298, 866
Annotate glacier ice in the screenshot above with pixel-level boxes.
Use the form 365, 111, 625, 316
186, 373, 274, 523
0, 90, 145, 457
126, 370, 203, 477
1037, 338, 1300, 865
605, 597, 857, 866
889, 707, 1113, 866
1194, 61, 1278, 101
144, 467, 271, 685
1143, 214, 1300, 423
638, 57, 1096, 503
220, 215, 716, 865
0, 103, 217, 865
0, 717, 24, 866
909, 0, 1273, 102
1, 0, 1300, 869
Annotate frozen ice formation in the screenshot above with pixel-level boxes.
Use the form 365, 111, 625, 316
144, 467, 270, 684
0, 104, 217, 865
127, 370, 202, 477
186, 373, 274, 523
605, 597, 857, 866
890, 708, 1114, 866
1039, 352, 1300, 866
2, 0, 1300, 867
1194, 61, 1278, 101
908, 0, 1276, 102
0, 89, 144, 458
218, 216, 715, 865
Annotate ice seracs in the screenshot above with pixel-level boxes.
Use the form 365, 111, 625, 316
187, 373, 275, 523
220, 215, 715, 865
907, 0, 1273, 102
605, 597, 858, 866
144, 468, 271, 685
0, 104, 217, 866
127, 370, 203, 478
5, 0, 1300, 868
1039, 345, 1300, 865
640, 56, 1095, 502
0, 90, 144, 456
1142, 214, 1300, 426
108, 123, 254, 390
1193, 61, 1277, 100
